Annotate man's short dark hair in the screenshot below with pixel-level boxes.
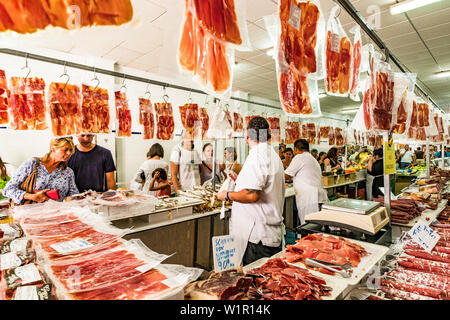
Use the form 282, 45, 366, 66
247, 117, 271, 143
152, 168, 167, 180
294, 139, 309, 152
311, 149, 318, 154
148, 143, 164, 158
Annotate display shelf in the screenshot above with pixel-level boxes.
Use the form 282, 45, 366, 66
323, 178, 366, 189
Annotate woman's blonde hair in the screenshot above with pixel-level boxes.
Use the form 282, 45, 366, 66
42, 137, 75, 170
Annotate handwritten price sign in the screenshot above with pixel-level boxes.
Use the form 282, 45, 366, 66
408, 221, 440, 253
212, 235, 239, 273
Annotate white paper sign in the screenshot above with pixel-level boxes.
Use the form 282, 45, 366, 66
212, 235, 239, 273
288, 3, 301, 30
408, 221, 440, 253
50, 238, 93, 255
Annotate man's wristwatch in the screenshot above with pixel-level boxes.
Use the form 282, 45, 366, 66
225, 192, 231, 202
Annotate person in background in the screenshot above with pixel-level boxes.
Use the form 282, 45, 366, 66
415, 147, 424, 160
434, 146, 450, 158
216, 117, 285, 266
282, 148, 294, 169
68, 133, 116, 193
130, 143, 168, 195
285, 139, 328, 225
311, 149, 319, 161
318, 152, 327, 165
0, 157, 16, 200
399, 144, 414, 169
4, 137, 79, 204
224, 147, 242, 176
322, 147, 341, 172
170, 138, 201, 195
149, 168, 172, 197
367, 147, 384, 200
278, 141, 286, 161
200, 143, 225, 185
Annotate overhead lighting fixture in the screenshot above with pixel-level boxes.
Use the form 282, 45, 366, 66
390, 0, 441, 15
435, 70, 450, 78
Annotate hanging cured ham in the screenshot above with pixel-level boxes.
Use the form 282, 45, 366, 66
418, 102, 430, 127
328, 127, 335, 145
80, 84, 110, 134
233, 112, 243, 135
392, 91, 408, 135
325, 31, 352, 95
0, 0, 133, 34
349, 28, 362, 100
9, 77, 47, 130
372, 69, 394, 131
278, 0, 320, 75
0, 70, 8, 125
279, 69, 312, 115
154, 103, 174, 140
285, 121, 301, 144
192, 0, 242, 45
302, 123, 316, 145
179, 103, 200, 139
114, 91, 131, 137
199, 107, 209, 140
267, 117, 280, 143
320, 126, 331, 139
138, 98, 154, 140
48, 82, 81, 136
335, 127, 344, 146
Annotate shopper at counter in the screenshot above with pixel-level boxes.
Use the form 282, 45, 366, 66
216, 117, 285, 266
318, 152, 326, 165
68, 133, 116, 192
434, 147, 450, 158
399, 144, 414, 169
367, 148, 384, 200
149, 168, 172, 197
285, 139, 328, 225
3, 137, 79, 205
415, 147, 425, 160
130, 143, 168, 195
224, 147, 242, 176
282, 148, 294, 169
321, 147, 341, 172
311, 149, 319, 161
170, 138, 201, 195
199, 143, 224, 185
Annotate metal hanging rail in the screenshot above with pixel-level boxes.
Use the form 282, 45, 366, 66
334, 0, 445, 114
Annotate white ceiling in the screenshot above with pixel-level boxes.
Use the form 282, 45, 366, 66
0, 0, 449, 115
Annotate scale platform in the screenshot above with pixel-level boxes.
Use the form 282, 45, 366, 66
322, 198, 380, 215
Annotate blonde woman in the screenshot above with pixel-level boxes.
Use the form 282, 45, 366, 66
3, 137, 79, 204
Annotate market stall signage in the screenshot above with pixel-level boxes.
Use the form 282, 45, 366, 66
408, 221, 440, 253
384, 141, 396, 175
212, 235, 239, 273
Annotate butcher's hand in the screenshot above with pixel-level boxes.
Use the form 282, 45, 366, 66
33, 189, 50, 203
216, 191, 227, 201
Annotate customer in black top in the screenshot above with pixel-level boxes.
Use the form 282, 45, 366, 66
415, 147, 424, 160
321, 147, 341, 172
367, 148, 384, 199
68, 133, 117, 192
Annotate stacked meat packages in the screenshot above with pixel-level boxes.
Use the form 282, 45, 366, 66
179, 103, 201, 139
285, 121, 301, 144
154, 102, 174, 140
3, 203, 200, 300
115, 91, 132, 137
178, 0, 245, 95
48, 82, 81, 136
0, 70, 9, 125
80, 84, 110, 134
138, 98, 155, 140
274, 0, 324, 117
0, 0, 133, 34
373, 196, 426, 225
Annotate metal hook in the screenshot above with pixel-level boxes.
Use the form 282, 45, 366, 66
187, 90, 193, 104
162, 85, 169, 103
204, 95, 209, 107
120, 73, 127, 94
144, 81, 151, 100
59, 61, 70, 90
21, 53, 31, 80
91, 66, 100, 90
333, 3, 341, 20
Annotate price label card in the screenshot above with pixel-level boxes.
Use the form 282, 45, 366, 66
408, 221, 440, 253
331, 33, 340, 53
288, 3, 301, 30
50, 238, 93, 255
212, 235, 239, 273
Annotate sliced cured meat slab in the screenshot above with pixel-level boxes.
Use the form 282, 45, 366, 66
328, 127, 335, 145
114, 91, 132, 137
325, 31, 352, 95
335, 127, 344, 146
192, 0, 242, 45
392, 91, 408, 134
278, 0, 320, 75
154, 102, 174, 140
199, 107, 209, 140
349, 34, 361, 98
138, 98, 154, 140
285, 121, 301, 144
233, 112, 243, 135
179, 103, 200, 139
48, 82, 81, 136
267, 117, 280, 143
178, 0, 195, 72
80, 84, 110, 134
279, 68, 312, 115
302, 123, 316, 145
320, 126, 331, 139
0, 70, 9, 125
418, 102, 430, 127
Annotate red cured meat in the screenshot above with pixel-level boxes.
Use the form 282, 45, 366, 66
328, 127, 335, 145
380, 279, 446, 299
154, 103, 174, 140
380, 285, 437, 300
114, 91, 131, 137
267, 117, 280, 143
279, 68, 312, 115
302, 123, 316, 145
279, 0, 320, 75
138, 98, 154, 140
233, 112, 243, 134
285, 121, 301, 144
392, 91, 407, 134
178, 0, 195, 72
386, 269, 450, 292
326, 31, 352, 94
418, 102, 430, 127
22, 219, 93, 238
410, 100, 418, 128
179, 103, 200, 139
320, 126, 331, 139
372, 71, 394, 130
350, 39, 361, 95
48, 82, 81, 136
0, 70, 8, 125
80, 84, 110, 134
199, 107, 209, 140
335, 127, 344, 146
192, 0, 242, 45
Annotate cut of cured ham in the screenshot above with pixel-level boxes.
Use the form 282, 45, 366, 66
279, 68, 312, 115
9, 77, 47, 130
267, 117, 280, 143
392, 91, 408, 134
320, 126, 331, 139
335, 127, 344, 146
0, 0, 133, 34
114, 91, 132, 137
0, 70, 8, 125
233, 112, 243, 135
325, 31, 352, 95
349, 29, 362, 100
199, 107, 209, 140
372, 69, 394, 131
418, 102, 430, 127
302, 123, 316, 145
278, 0, 320, 75
80, 84, 110, 134
328, 127, 335, 145
285, 121, 301, 144
192, 0, 242, 45
138, 98, 154, 140
154, 103, 174, 140
48, 82, 81, 136
179, 103, 200, 139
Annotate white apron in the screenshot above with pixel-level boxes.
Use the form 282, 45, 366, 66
229, 211, 255, 266
294, 180, 320, 225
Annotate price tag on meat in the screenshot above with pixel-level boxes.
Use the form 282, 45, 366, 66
331, 33, 340, 53
408, 221, 440, 253
50, 238, 93, 255
288, 3, 301, 30
212, 235, 239, 273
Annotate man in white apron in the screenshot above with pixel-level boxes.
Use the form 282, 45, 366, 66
216, 117, 285, 266
170, 139, 201, 195
285, 139, 328, 225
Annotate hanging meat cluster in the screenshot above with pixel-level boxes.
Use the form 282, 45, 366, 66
178, 0, 238, 94
0, 0, 133, 34
431, 113, 445, 143
302, 123, 316, 145
80, 84, 110, 134
335, 127, 344, 146
199, 107, 209, 140
392, 91, 408, 134
48, 82, 81, 136
8, 77, 47, 130
372, 68, 394, 131
417, 102, 430, 127
0, 70, 8, 125
233, 112, 243, 135
328, 127, 335, 145
277, 0, 321, 116
320, 126, 331, 139
407, 99, 429, 141
267, 117, 280, 143
154, 102, 174, 141
138, 98, 155, 140
114, 91, 131, 137
349, 27, 362, 101
285, 121, 301, 144
179, 103, 201, 139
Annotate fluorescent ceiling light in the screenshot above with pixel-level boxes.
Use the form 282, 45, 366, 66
435, 70, 450, 78
390, 0, 441, 15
